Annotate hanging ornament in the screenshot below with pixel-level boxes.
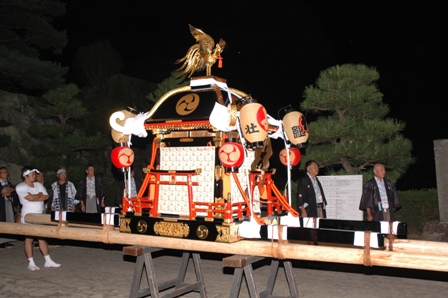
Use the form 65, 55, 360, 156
279, 105, 309, 148
111, 145, 135, 170
239, 97, 268, 150
218, 138, 244, 172
218, 53, 223, 68
110, 106, 138, 143
279, 147, 301, 166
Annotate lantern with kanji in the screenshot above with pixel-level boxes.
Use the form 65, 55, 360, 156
239, 97, 268, 150
111, 145, 135, 171
218, 139, 244, 172
280, 106, 309, 148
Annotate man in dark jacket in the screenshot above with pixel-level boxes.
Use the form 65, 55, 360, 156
295, 160, 328, 218
0, 166, 19, 222
359, 163, 402, 221
76, 164, 104, 213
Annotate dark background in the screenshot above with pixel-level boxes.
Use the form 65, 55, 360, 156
57, 1, 447, 190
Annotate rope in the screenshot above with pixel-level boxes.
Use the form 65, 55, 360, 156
363, 231, 372, 267
271, 184, 299, 217
101, 210, 114, 244
277, 225, 286, 259
55, 210, 67, 239
387, 221, 397, 251
231, 172, 264, 224
270, 225, 286, 259
101, 228, 112, 244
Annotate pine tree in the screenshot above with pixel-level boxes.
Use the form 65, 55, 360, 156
29, 84, 108, 178
39, 83, 87, 124
147, 71, 188, 104
0, 0, 68, 93
300, 64, 414, 183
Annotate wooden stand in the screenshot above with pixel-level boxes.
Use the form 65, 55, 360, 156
123, 246, 206, 298
223, 255, 298, 298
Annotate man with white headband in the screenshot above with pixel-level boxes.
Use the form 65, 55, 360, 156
15, 166, 61, 271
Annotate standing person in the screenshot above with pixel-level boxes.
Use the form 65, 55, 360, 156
359, 163, 402, 222
0, 166, 19, 222
51, 168, 77, 212
35, 170, 53, 214
15, 166, 60, 271
77, 164, 105, 213
295, 160, 328, 218
115, 168, 141, 208
1, 167, 19, 248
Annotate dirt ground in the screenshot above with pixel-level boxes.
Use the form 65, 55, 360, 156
1, 234, 448, 298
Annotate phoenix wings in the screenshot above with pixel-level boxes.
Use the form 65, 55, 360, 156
176, 24, 226, 78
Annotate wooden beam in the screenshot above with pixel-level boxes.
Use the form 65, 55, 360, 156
24, 214, 448, 256
2, 220, 448, 272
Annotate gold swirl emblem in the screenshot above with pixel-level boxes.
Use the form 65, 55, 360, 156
196, 225, 209, 239
176, 94, 200, 115
136, 220, 148, 233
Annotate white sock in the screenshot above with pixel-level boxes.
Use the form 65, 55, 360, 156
28, 258, 40, 271
44, 255, 61, 268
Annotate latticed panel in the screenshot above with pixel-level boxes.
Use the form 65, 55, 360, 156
159, 146, 215, 216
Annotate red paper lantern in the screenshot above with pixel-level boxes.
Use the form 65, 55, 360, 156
279, 147, 301, 166
218, 139, 244, 172
111, 146, 135, 169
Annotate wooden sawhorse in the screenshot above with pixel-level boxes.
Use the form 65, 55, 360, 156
123, 246, 207, 298
223, 254, 298, 298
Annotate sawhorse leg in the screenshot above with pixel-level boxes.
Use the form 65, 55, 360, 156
260, 260, 298, 298
224, 255, 263, 298
124, 246, 207, 298
223, 255, 298, 298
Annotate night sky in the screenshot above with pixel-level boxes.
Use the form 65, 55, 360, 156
59, 1, 447, 190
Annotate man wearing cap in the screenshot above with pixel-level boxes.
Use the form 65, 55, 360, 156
15, 165, 61, 271
51, 168, 77, 212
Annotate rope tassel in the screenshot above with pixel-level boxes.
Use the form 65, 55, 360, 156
218, 54, 223, 68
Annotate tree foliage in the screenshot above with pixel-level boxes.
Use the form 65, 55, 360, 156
73, 40, 123, 87
40, 83, 87, 123
147, 71, 188, 104
300, 64, 414, 183
0, 0, 68, 92
29, 83, 109, 176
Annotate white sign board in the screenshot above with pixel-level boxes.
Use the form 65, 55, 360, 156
318, 175, 363, 220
